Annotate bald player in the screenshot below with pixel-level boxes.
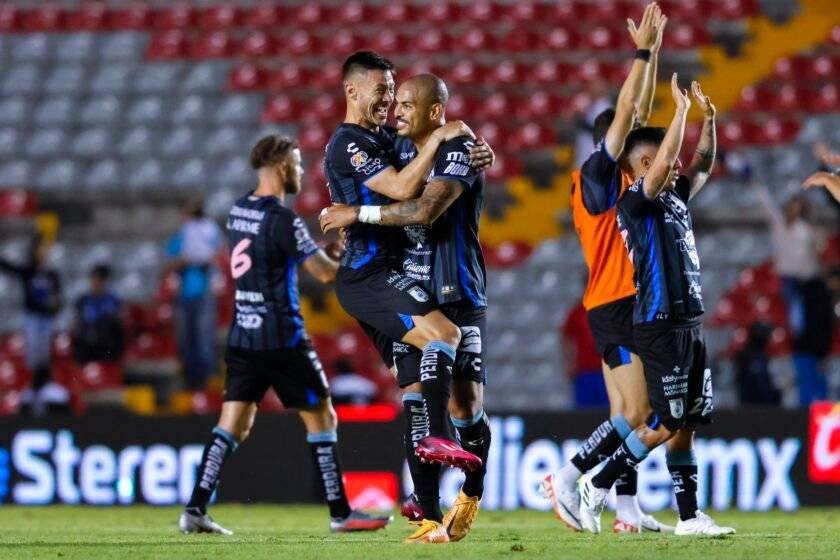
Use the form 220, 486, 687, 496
323, 53, 489, 481
321, 74, 490, 544
541, 2, 674, 534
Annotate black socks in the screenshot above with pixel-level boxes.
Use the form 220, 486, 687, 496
668, 450, 699, 521
403, 393, 443, 521
419, 342, 455, 439
452, 410, 491, 499
307, 431, 352, 520
186, 427, 238, 515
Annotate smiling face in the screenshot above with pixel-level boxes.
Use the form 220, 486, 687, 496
345, 68, 395, 129
393, 76, 445, 140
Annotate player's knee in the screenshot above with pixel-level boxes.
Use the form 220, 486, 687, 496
319, 403, 338, 431
622, 404, 651, 427
433, 321, 461, 348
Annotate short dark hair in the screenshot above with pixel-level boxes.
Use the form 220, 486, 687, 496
91, 263, 111, 280
592, 108, 615, 144
342, 51, 394, 80
623, 126, 666, 157
249, 135, 298, 170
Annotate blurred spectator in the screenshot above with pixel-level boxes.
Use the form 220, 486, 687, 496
561, 301, 608, 408
329, 359, 378, 405
72, 264, 124, 364
166, 198, 224, 390
757, 189, 832, 406
574, 79, 612, 168
734, 322, 782, 406
0, 233, 66, 414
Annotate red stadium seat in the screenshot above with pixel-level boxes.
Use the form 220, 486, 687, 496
21, 4, 65, 31
267, 63, 312, 91
191, 390, 223, 414
464, 0, 502, 23
531, 60, 574, 85
427, 1, 456, 23
475, 122, 506, 147
308, 60, 344, 89
295, 186, 332, 217
191, 31, 236, 59
381, 2, 418, 23
284, 30, 322, 56
151, 4, 195, 29
414, 28, 449, 53
584, 25, 622, 50
229, 63, 268, 91
107, 3, 153, 30
766, 327, 792, 357
659, 0, 703, 21
65, 3, 108, 31
516, 91, 563, 120
197, 5, 241, 30
311, 93, 343, 121
483, 241, 534, 268
584, 0, 633, 23
324, 29, 362, 55
458, 27, 491, 52
0, 359, 30, 391
298, 120, 331, 151
0, 5, 22, 32
369, 29, 407, 54
667, 22, 711, 48
335, 1, 371, 25
0, 190, 38, 217
757, 118, 799, 145
501, 29, 540, 52
478, 93, 513, 120
490, 61, 525, 85
485, 152, 522, 181
146, 30, 189, 60
505, 1, 548, 23
830, 24, 840, 45
808, 55, 836, 80
242, 5, 285, 28
708, 0, 759, 19
544, 2, 583, 25
544, 27, 580, 50
511, 122, 556, 149
449, 60, 486, 86
807, 83, 838, 113
294, 4, 333, 26
734, 84, 774, 113
770, 83, 801, 112
239, 30, 277, 58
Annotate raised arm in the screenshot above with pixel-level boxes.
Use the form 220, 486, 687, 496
604, 2, 663, 158
364, 120, 474, 201
804, 171, 840, 203
642, 73, 690, 199
637, 13, 666, 126
685, 81, 716, 199
302, 250, 339, 284
320, 179, 464, 232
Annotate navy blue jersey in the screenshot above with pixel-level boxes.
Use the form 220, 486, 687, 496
324, 123, 406, 269
395, 135, 487, 308
225, 194, 319, 350
616, 175, 704, 324
579, 140, 624, 215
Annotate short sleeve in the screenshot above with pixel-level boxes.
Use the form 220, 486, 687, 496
274, 209, 320, 262
165, 232, 183, 258
579, 141, 621, 214
430, 136, 480, 189
618, 177, 654, 218
674, 174, 691, 203
326, 132, 392, 181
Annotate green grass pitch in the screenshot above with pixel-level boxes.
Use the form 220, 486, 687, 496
1, 505, 838, 559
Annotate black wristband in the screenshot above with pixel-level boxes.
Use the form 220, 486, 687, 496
635, 49, 651, 62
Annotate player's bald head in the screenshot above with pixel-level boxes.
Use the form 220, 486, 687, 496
401, 74, 450, 108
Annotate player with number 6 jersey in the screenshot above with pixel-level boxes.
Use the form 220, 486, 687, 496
179, 135, 391, 537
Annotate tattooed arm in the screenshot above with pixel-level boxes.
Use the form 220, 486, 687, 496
685, 81, 717, 200
319, 179, 464, 233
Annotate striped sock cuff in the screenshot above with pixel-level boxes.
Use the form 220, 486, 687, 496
402, 392, 423, 403
306, 430, 338, 444
424, 340, 456, 360
625, 431, 651, 462
451, 409, 486, 428
611, 414, 632, 439
212, 427, 239, 451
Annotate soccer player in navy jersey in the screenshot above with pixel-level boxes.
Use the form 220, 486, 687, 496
321, 74, 490, 543
179, 135, 391, 535
577, 75, 734, 536
543, 2, 673, 534
323, 52, 493, 476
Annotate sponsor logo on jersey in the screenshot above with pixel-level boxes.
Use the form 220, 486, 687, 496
408, 286, 429, 303
350, 150, 369, 169
403, 258, 431, 279
404, 225, 428, 249
235, 290, 264, 303
236, 313, 263, 330
808, 402, 840, 484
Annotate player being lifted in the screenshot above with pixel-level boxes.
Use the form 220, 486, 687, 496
321, 74, 490, 543
323, 52, 492, 473
578, 75, 735, 536
543, 1, 672, 533
179, 135, 391, 535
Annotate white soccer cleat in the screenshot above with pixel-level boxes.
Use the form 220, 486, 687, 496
640, 513, 675, 533
674, 511, 735, 536
578, 475, 609, 534
540, 472, 582, 532
179, 511, 233, 535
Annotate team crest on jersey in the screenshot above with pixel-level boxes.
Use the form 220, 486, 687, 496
404, 224, 428, 248
350, 150, 369, 169
669, 398, 685, 419
408, 286, 429, 303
